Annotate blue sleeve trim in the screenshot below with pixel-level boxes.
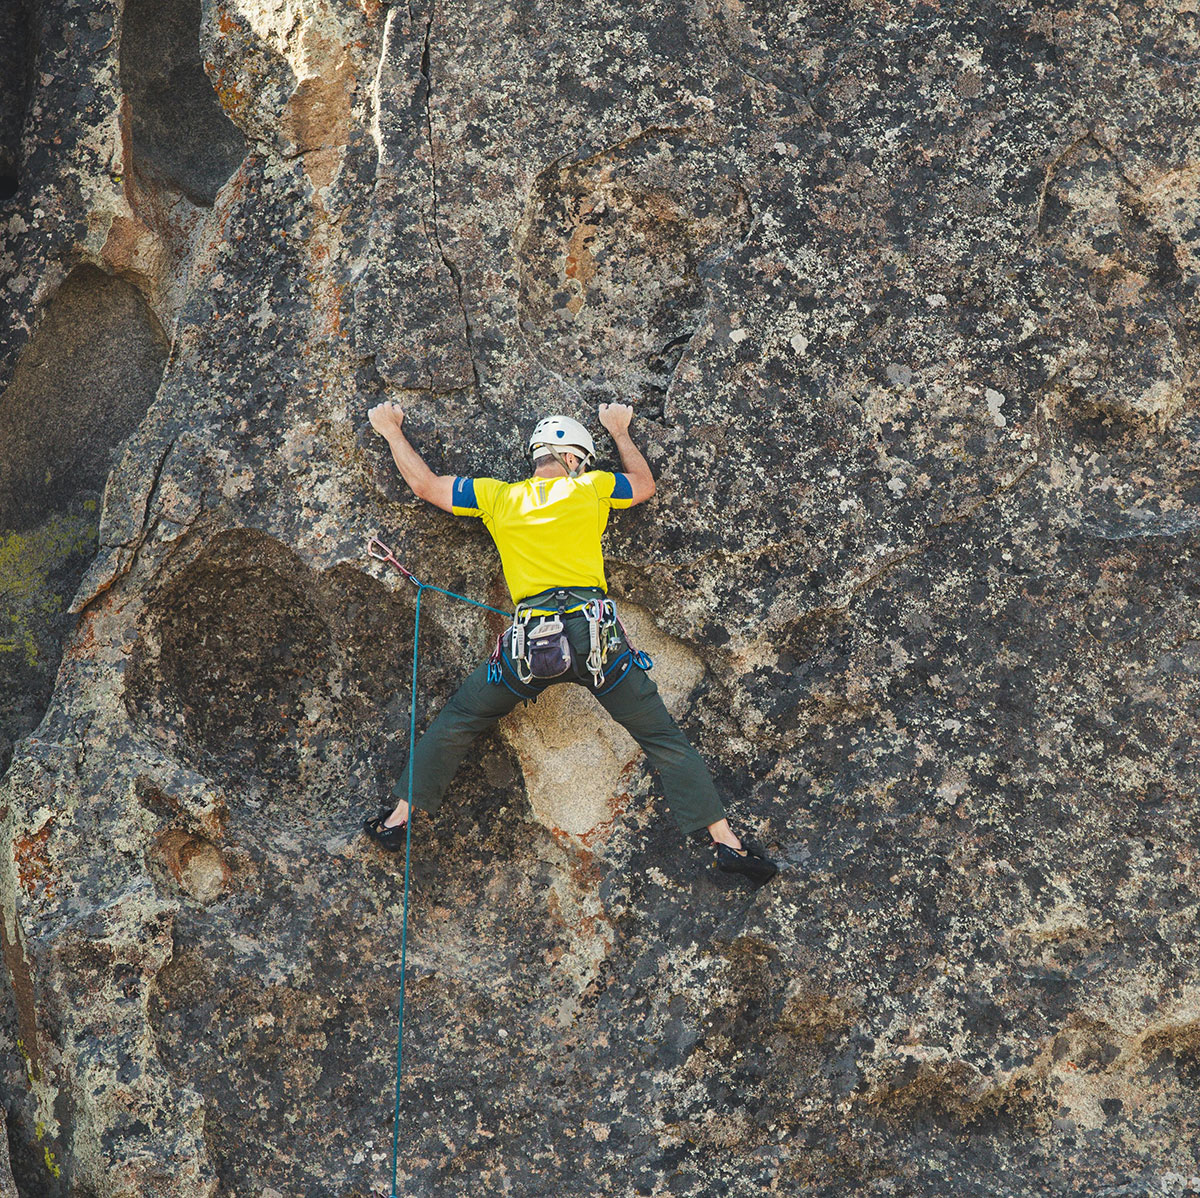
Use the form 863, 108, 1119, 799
611, 473, 634, 501
452, 477, 477, 509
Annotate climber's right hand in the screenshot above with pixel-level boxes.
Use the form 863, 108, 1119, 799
368, 401, 405, 438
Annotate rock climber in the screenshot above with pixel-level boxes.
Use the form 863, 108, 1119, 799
362, 400, 777, 885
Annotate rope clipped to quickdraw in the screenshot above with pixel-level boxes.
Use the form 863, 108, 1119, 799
365, 536, 507, 1198
368, 536, 509, 619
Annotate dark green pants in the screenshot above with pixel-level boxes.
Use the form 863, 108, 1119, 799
393, 595, 726, 836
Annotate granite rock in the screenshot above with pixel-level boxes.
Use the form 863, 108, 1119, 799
1, 0, 1199, 1195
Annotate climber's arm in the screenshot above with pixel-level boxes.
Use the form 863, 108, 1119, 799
368, 401, 455, 513
598, 402, 656, 506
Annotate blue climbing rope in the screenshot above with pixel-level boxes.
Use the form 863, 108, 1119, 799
367, 537, 507, 1198
365, 535, 651, 1196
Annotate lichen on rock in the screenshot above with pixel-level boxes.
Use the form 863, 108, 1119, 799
0, 0, 1199, 1194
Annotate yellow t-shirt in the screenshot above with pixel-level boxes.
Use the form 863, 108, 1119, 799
451, 471, 635, 603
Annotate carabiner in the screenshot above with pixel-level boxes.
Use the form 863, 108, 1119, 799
367, 535, 394, 562
367, 535, 419, 584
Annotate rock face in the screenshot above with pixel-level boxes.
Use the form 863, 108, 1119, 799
1, 1, 1199, 1196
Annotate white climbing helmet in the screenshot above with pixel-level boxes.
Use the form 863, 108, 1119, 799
527, 414, 595, 471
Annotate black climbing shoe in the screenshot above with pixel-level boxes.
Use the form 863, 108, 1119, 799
363, 812, 409, 852
716, 840, 778, 886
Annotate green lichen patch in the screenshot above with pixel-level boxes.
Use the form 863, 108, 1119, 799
0, 506, 98, 772
0, 507, 96, 665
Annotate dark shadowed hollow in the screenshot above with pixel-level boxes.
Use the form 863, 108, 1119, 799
118, 0, 247, 206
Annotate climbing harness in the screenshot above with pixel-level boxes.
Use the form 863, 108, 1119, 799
365, 536, 506, 1198
488, 593, 654, 691
364, 535, 653, 1196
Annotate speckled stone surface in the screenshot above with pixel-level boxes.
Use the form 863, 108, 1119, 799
2, 0, 1200, 1195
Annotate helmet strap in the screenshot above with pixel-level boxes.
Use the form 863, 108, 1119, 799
540, 446, 586, 478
